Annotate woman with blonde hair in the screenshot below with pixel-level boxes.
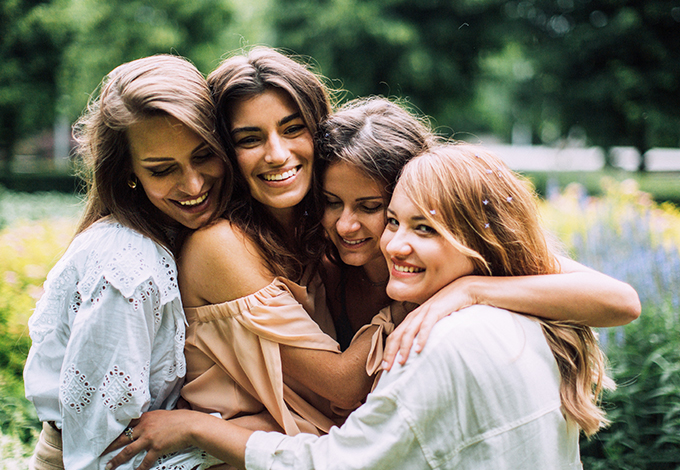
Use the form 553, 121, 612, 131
23, 54, 231, 470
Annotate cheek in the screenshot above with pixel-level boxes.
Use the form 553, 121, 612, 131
236, 151, 254, 177
321, 210, 337, 233
141, 182, 170, 207
380, 231, 392, 258
366, 214, 387, 236
209, 160, 226, 179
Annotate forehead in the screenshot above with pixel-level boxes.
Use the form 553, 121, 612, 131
128, 115, 202, 160
228, 88, 299, 127
388, 185, 421, 215
324, 161, 386, 197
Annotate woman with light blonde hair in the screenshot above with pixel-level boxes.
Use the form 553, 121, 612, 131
391, 143, 613, 438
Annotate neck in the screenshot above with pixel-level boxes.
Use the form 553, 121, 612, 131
361, 257, 390, 287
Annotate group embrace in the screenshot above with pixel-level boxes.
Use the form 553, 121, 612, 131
23, 47, 640, 470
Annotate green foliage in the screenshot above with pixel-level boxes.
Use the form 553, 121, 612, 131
581, 302, 680, 469
0, 213, 78, 461
539, 179, 680, 468
509, 0, 680, 155
0, 0, 68, 162
271, 0, 512, 137
0, 186, 82, 229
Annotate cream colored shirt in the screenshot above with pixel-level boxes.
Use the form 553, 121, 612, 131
246, 305, 583, 470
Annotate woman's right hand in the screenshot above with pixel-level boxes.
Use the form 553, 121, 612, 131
105, 410, 197, 469
382, 276, 476, 371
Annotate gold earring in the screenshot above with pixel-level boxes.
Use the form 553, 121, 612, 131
128, 179, 137, 189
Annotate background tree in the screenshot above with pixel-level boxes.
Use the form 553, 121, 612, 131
507, 0, 680, 168
272, 0, 514, 138
0, 0, 69, 173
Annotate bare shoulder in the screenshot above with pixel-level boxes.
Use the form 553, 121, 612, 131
178, 219, 274, 305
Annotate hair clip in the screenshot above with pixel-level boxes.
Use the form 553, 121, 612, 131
483, 199, 489, 205
506, 197, 512, 202
486, 169, 493, 174
484, 223, 490, 228
429, 209, 436, 215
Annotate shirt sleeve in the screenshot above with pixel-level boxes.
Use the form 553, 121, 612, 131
59, 277, 216, 470
244, 385, 422, 470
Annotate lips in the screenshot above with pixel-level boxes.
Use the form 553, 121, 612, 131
179, 193, 208, 206
260, 166, 300, 182
341, 237, 370, 246
392, 262, 425, 274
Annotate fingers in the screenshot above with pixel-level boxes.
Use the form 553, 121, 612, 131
382, 319, 410, 371
394, 308, 429, 366
105, 439, 150, 470
382, 307, 428, 370
102, 419, 141, 455
102, 433, 130, 455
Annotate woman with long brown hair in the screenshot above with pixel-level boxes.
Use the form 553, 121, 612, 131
23, 54, 232, 470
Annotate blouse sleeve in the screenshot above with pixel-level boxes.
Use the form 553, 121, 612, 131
60, 277, 223, 470
350, 302, 412, 377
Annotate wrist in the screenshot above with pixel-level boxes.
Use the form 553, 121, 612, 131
458, 275, 483, 307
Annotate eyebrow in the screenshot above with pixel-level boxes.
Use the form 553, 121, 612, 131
230, 112, 303, 135
323, 190, 384, 202
386, 207, 427, 221
139, 143, 210, 163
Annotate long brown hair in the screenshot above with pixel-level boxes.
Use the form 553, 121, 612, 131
73, 54, 231, 253
398, 143, 613, 437
208, 46, 333, 280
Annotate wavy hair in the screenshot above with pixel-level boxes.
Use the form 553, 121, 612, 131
207, 46, 333, 281
397, 143, 614, 437
73, 54, 231, 253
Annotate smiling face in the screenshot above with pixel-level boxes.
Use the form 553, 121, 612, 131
229, 88, 314, 221
129, 115, 225, 230
322, 162, 389, 274
381, 185, 474, 305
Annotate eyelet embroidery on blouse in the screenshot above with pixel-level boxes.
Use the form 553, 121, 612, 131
60, 364, 97, 414
29, 265, 79, 343
100, 365, 138, 411
128, 280, 162, 326
154, 450, 216, 469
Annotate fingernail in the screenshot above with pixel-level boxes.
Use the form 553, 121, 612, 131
105, 464, 112, 470
381, 361, 389, 371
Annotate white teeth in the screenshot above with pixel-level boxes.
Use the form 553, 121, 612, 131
343, 238, 367, 245
179, 193, 207, 206
262, 168, 298, 181
394, 264, 424, 273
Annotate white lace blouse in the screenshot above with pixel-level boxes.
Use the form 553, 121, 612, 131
23, 219, 219, 470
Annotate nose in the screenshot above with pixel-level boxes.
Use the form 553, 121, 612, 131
384, 228, 412, 258
265, 134, 289, 165
336, 209, 361, 235
180, 167, 204, 195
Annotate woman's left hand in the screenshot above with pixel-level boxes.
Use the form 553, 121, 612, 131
382, 277, 476, 371
105, 410, 196, 470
